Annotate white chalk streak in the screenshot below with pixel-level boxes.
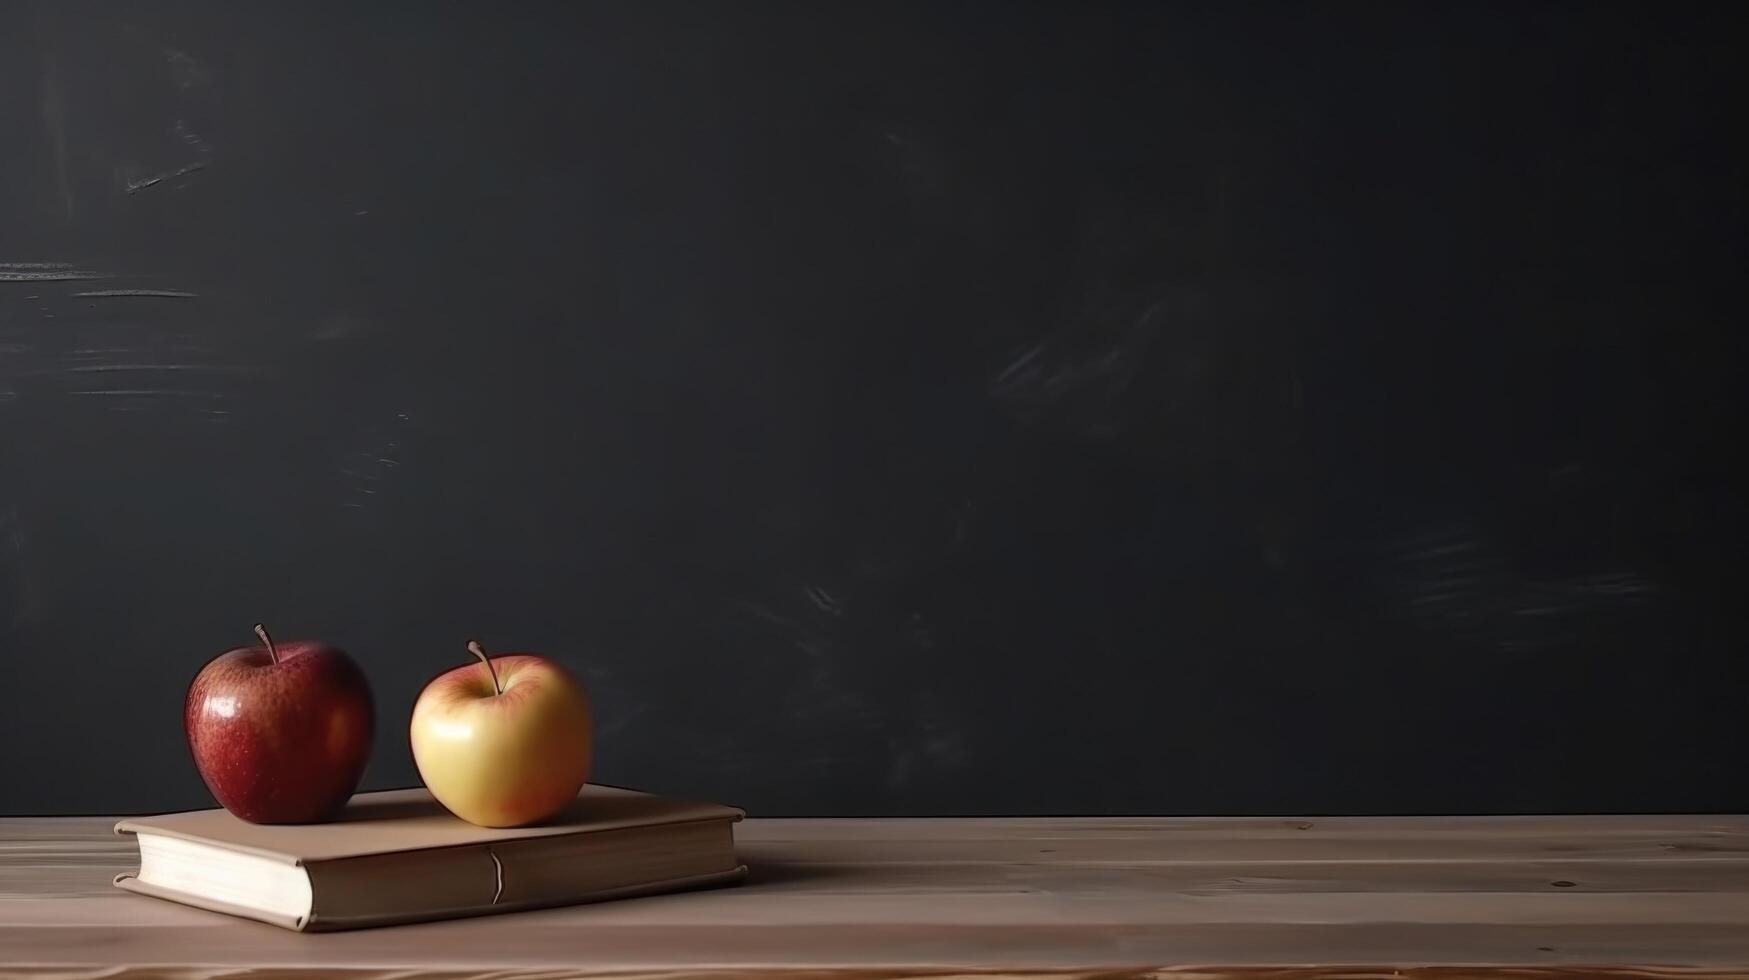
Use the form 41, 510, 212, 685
69, 389, 225, 398
72, 289, 199, 299
126, 160, 209, 193
0, 270, 107, 282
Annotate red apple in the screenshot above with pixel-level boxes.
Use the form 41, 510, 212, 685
185, 625, 375, 824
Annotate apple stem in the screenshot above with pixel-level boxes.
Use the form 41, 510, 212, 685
253, 624, 280, 665
467, 640, 503, 696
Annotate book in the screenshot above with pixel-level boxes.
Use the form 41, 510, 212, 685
113, 784, 746, 932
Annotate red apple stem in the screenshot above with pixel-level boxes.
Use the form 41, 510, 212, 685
467, 640, 503, 696
253, 623, 280, 666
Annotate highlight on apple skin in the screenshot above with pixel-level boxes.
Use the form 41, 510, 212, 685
184, 624, 376, 824
410, 640, 593, 828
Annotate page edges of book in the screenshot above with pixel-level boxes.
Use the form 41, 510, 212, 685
114, 872, 315, 932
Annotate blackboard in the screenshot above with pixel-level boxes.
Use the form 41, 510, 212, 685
2, 1, 1744, 816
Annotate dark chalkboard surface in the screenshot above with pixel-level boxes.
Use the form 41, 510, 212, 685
2, 1, 1744, 816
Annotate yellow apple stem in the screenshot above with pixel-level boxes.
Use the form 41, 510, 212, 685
467, 640, 503, 696
253, 623, 280, 666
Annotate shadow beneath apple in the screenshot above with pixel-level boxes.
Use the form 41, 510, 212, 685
334, 796, 446, 823
328, 788, 690, 827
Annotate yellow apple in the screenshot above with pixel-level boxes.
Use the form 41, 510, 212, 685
410, 641, 592, 827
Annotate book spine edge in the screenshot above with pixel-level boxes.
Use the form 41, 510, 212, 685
302, 863, 749, 932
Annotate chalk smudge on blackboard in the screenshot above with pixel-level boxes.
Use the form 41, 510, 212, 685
991, 343, 1044, 389
741, 587, 971, 782
1381, 524, 1658, 650
40, 50, 74, 219
163, 48, 214, 91
174, 120, 215, 156
54, 363, 241, 374
0, 262, 108, 283
336, 415, 411, 511
124, 159, 208, 193
68, 389, 225, 398
73, 289, 199, 299
989, 291, 1173, 437
805, 585, 843, 615
1511, 572, 1656, 617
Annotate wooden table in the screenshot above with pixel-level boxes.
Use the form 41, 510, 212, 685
2, 813, 1745, 978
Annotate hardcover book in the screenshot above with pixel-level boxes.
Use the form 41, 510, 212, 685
113, 785, 746, 932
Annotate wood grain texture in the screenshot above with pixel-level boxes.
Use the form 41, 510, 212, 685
2, 815, 1747, 978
